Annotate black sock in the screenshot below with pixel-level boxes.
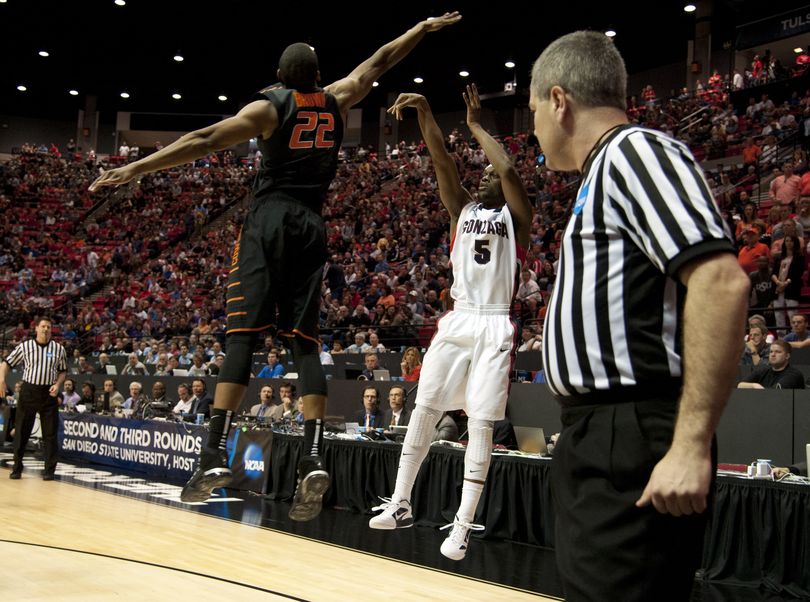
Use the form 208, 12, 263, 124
304, 418, 324, 457
207, 409, 234, 452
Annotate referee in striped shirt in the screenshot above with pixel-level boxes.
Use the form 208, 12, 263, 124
529, 33, 749, 601
0, 317, 67, 480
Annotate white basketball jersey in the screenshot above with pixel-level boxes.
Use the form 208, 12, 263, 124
450, 202, 522, 306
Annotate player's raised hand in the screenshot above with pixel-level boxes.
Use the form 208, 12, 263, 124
387, 93, 428, 121
463, 83, 482, 127
421, 11, 462, 31
88, 165, 137, 192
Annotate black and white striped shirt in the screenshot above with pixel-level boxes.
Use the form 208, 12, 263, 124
4, 339, 68, 386
542, 125, 734, 399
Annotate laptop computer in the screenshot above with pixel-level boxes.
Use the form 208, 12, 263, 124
373, 369, 391, 381
105, 364, 118, 375
173, 369, 189, 377
391, 425, 408, 435
514, 426, 549, 455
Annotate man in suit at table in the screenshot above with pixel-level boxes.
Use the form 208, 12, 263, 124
250, 385, 277, 419
354, 386, 385, 428
189, 379, 214, 419
383, 385, 410, 428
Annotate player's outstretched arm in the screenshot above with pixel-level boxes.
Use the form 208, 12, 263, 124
325, 12, 461, 117
388, 93, 469, 220
89, 100, 277, 192
463, 84, 532, 247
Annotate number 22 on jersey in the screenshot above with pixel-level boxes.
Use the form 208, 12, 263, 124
289, 111, 335, 150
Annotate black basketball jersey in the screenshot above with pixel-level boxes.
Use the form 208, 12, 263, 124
252, 85, 344, 212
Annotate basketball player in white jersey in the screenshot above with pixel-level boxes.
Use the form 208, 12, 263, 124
369, 85, 532, 560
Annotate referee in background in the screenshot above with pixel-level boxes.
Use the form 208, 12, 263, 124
0, 317, 67, 480
530, 33, 749, 601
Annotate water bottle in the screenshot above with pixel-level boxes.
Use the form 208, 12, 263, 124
196, 413, 204, 425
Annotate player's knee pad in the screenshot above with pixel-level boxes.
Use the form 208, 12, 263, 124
291, 337, 327, 397
405, 405, 443, 448
464, 418, 494, 478
217, 333, 255, 385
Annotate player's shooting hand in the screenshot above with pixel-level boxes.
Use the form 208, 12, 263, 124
463, 84, 481, 127
421, 11, 462, 31
387, 93, 427, 121
0, 381, 6, 398
635, 443, 711, 516
88, 165, 138, 192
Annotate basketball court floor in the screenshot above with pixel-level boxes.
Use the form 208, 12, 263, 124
0, 455, 798, 601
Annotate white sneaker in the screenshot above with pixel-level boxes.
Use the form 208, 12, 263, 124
368, 497, 414, 530
439, 516, 485, 560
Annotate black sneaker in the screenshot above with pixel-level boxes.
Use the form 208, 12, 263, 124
9, 466, 22, 480
288, 455, 330, 522
42, 472, 55, 481
180, 448, 231, 502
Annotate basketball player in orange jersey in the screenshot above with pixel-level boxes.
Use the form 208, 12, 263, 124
89, 11, 461, 521
369, 85, 532, 560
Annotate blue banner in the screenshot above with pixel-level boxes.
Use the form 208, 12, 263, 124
58, 414, 208, 481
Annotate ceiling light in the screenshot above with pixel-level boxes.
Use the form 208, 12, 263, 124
114, 0, 126, 5
413, 77, 424, 84
683, 4, 696, 12
459, 70, 469, 77
372, 81, 379, 87
218, 94, 227, 101
605, 30, 616, 38
38, 50, 49, 57
120, 92, 130, 99
173, 54, 184, 62
17, 85, 27, 92
505, 61, 515, 69
795, 47, 804, 54
69, 89, 79, 96
172, 93, 182, 100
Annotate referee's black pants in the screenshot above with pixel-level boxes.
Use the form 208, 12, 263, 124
551, 399, 716, 602
12, 382, 59, 473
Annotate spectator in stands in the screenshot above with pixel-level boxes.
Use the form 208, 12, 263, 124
207, 353, 225, 376
769, 162, 801, 207
256, 351, 285, 379
738, 227, 770, 275
516, 269, 542, 303
101, 379, 125, 412
367, 331, 386, 353
735, 203, 757, 243
73, 355, 95, 376
347, 332, 371, 354
79, 381, 96, 410
771, 235, 805, 334
96, 353, 112, 375
749, 255, 775, 316
121, 352, 149, 375
250, 385, 277, 418
518, 326, 543, 352
60, 378, 80, 411
189, 379, 213, 418
784, 313, 810, 348
354, 386, 385, 428
187, 353, 208, 377
270, 382, 297, 422
361, 352, 381, 380
383, 385, 410, 428
433, 412, 459, 442
173, 383, 194, 415
148, 381, 168, 407
331, 341, 345, 355
400, 346, 422, 382
738, 340, 805, 389
741, 137, 762, 170
123, 382, 144, 414
741, 324, 770, 367
319, 340, 334, 366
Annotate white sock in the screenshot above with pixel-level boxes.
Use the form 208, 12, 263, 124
456, 418, 493, 523
392, 405, 442, 503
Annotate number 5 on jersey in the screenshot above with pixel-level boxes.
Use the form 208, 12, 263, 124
290, 111, 335, 150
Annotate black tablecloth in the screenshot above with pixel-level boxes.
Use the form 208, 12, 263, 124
268, 434, 809, 596
267, 434, 556, 547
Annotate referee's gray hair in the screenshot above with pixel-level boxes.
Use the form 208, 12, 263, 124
530, 31, 627, 111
